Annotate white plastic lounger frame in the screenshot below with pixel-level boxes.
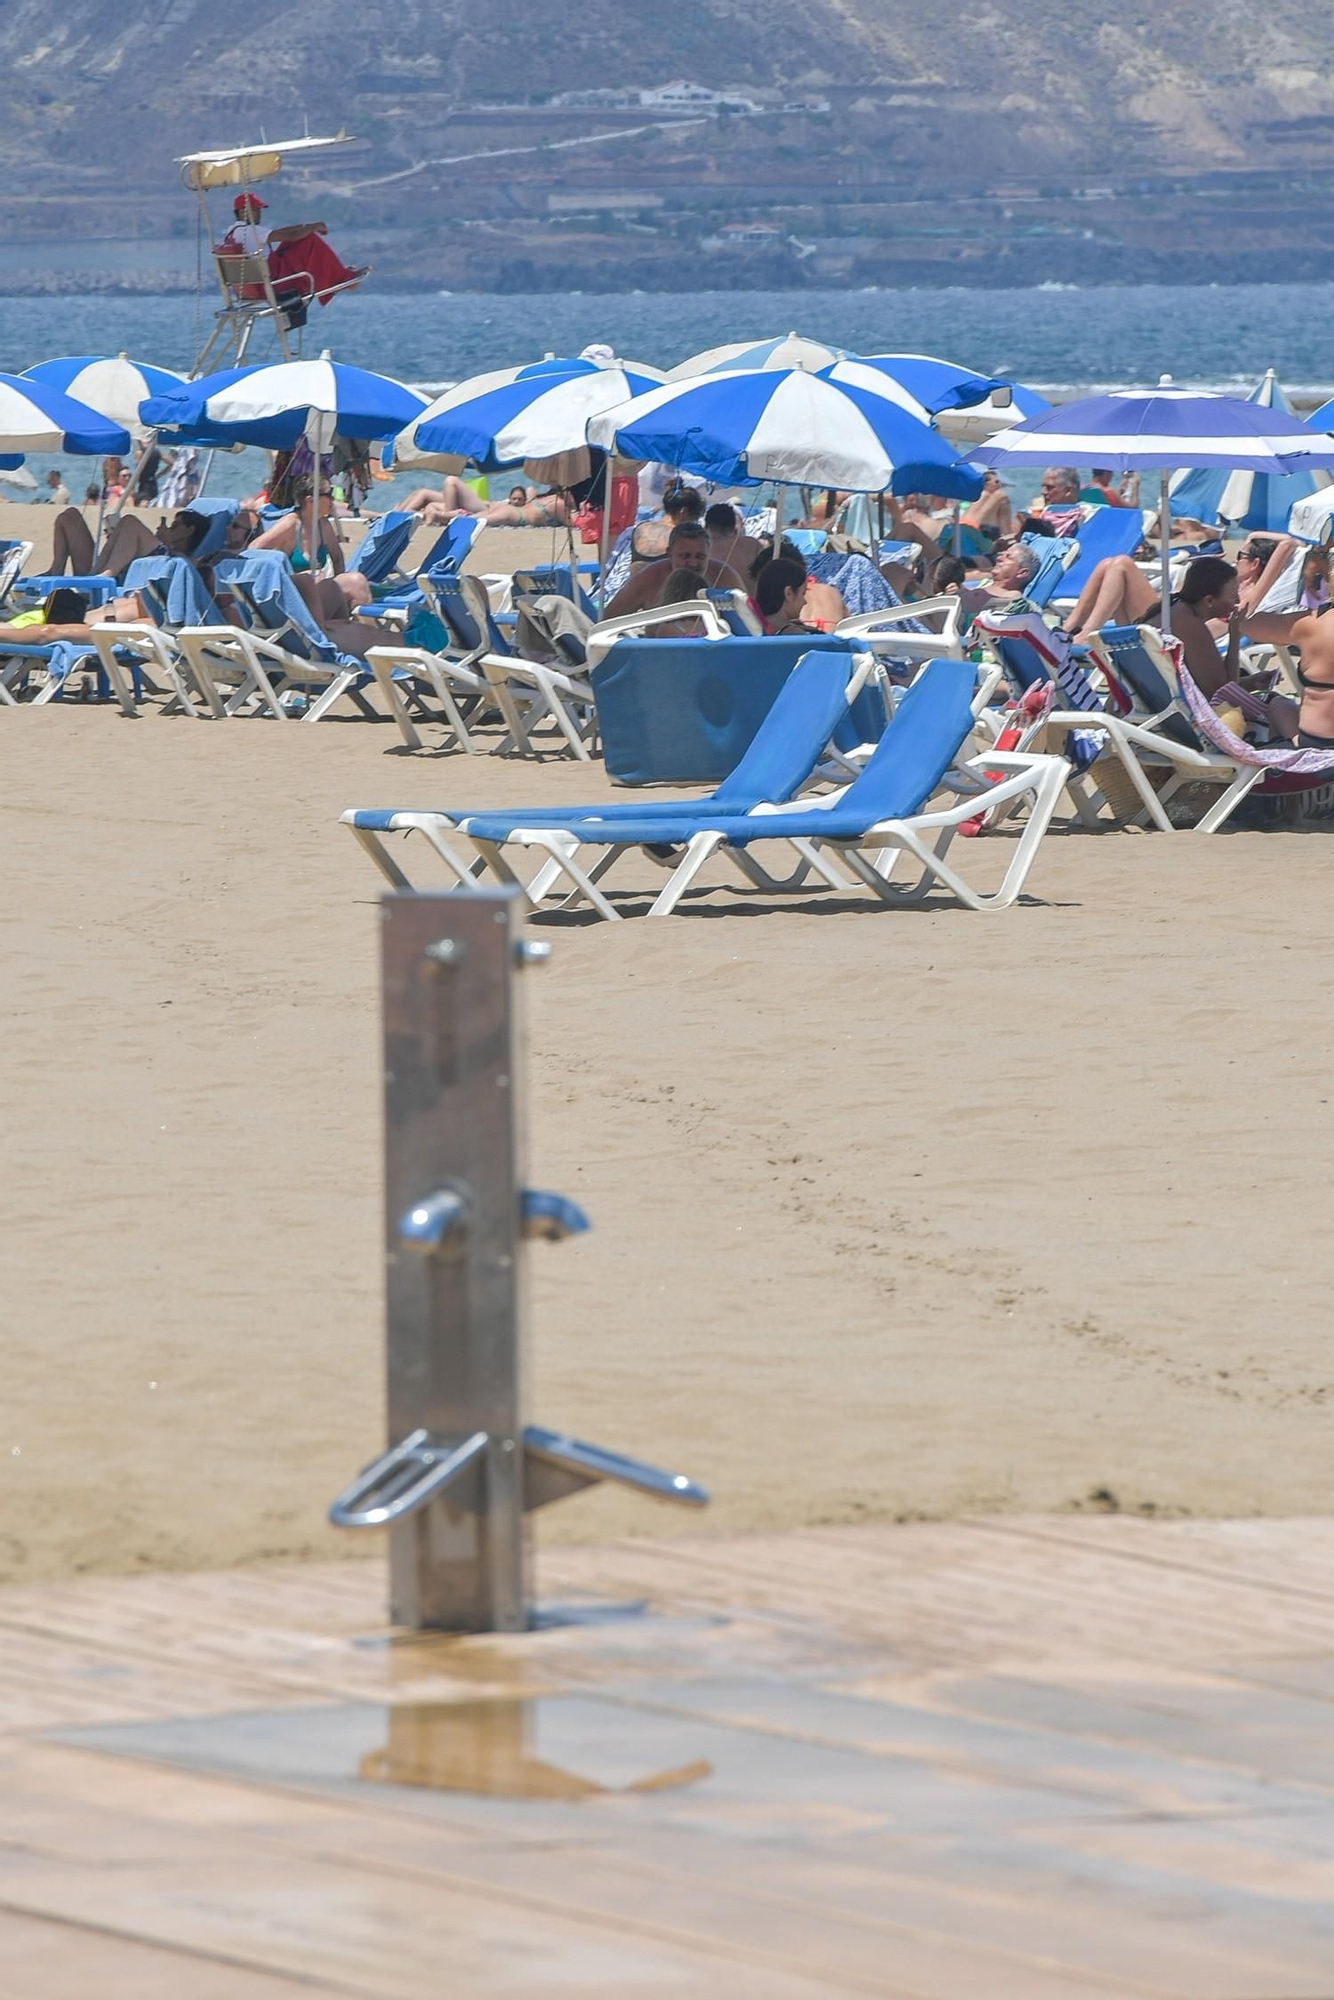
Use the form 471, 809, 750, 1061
480, 653, 597, 761
340, 650, 886, 901
835, 593, 965, 662
174, 625, 289, 718
1071, 627, 1267, 833
174, 625, 378, 722
0, 541, 33, 609
84, 623, 205, 718
997, 630, 1264, 834
364, 645, 490, 753
583, 598, 732, 670
468, 750, 1070, 921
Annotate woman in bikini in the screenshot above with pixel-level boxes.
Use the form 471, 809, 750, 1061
1242, 593, 1334, 749
1069, 553, 1298, 738
398, 475, 573, 528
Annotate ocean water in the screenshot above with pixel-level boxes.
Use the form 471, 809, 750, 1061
2, 283, 1333, 501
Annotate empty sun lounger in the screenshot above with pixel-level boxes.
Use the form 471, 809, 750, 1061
415, 571, 596, 759
342, 646, 882, 895
449, 658, 1069, 922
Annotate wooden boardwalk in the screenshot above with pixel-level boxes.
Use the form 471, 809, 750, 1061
4, 1515, 1334, 1997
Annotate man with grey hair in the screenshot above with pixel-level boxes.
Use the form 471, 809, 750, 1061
605, 519, 747, 617
961, 538, 1043, 623
1025, 466, 1084, 537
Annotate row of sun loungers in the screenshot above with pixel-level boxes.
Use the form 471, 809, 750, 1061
9, 512, 1334, 923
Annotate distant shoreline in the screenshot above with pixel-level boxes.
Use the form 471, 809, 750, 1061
3, 274, 1334, 300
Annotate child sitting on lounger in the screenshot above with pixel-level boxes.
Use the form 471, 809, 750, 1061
647, 567, 714, 639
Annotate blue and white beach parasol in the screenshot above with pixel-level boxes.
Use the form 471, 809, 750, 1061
666, 331, 850, 379
587, 365, 982, 499
1168, 371, 1333, 532
823, 354, 1008, 419
973, 380, 1334, 628
398, 355, 665, 473
0, 371, 131, 456
140, 354, 426, 448
822, 355, 1050, 448
22, 354, 187, 441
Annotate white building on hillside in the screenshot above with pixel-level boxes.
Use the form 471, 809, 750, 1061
639, 80, 760, 111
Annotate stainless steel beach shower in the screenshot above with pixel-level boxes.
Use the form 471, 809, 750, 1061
328, 889, 707, 1631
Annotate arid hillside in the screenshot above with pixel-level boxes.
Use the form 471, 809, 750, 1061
2, 1, 1332, 289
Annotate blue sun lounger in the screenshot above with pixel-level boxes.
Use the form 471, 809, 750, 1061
439, 658, 1069, 921
1051, 507, 1148, 604
343, 646, 882, 894
346, 509, 417, 587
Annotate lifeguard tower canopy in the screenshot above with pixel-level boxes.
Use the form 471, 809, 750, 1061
179, 133, 357, 192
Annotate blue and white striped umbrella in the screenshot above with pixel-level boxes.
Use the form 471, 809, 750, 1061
974, 381, 1334, 627
666, 331, 849, 379
396, 354, 665, 472
140, 354, 426, 448
1169, 371, 1332, 531
0, 371, 131, 455
971, 384, 1334, 474
587, 366, 982, 497
824, 354, 1008, 419
22, 353, 186, 441
821, 355, 1049, 446
933, 382, 1051, 447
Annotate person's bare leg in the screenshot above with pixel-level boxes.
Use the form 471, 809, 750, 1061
438, 475, 487, 514
1065, 557, 1118, 636
290, 572, 333, 628
1067, 556, 1157, 639
400, 487, 467, 524
94, 515, 159, 579
332, 571, 372, 612
50, 508, 95, 575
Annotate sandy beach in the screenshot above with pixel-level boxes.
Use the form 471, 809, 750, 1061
3, 500, 1334, 1590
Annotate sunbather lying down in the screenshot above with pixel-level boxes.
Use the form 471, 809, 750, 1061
1, 585, 149, 644
399, 475, 572, 528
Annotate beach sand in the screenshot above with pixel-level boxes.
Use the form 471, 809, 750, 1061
3, 502, 1333, 1590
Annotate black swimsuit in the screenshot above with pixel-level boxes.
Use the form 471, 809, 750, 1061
1296, 605, 1334, 743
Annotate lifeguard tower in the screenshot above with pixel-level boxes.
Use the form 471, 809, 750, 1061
180, 133, 369, 376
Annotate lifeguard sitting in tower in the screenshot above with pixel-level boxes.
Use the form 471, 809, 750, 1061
219, 192, 367, 328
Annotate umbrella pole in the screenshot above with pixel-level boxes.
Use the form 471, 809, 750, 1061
772, 481, 785, 550
597, 468, 613, 614
310, 438, 321, 580
1159, 469, 1172, 634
